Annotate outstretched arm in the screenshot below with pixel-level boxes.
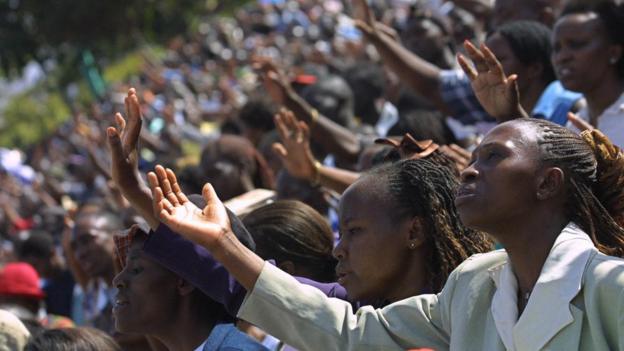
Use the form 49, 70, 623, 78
352, 0, 448, 115
107, 88, 159, 229
147, 166, 264, 290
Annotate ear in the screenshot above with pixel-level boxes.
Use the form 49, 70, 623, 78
177, 278, 195, 296
608, 44, 623, 66
277, 260, 296, 275
526, 61, 545, 82
536, 167, 565, 201
406, 217, 427, 250
539, 7, 556, 28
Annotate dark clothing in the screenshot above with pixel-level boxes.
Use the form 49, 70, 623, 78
42, 270, 75, 318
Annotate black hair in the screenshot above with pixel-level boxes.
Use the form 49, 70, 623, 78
365, 159, 493, 291
387, 109, 456, 146
490, 20, 556, 84
516, 118, 624, 257
301, 75, 354, 128
238, 98, 276, 132
17, 230, 54, 260
560, 1, 624, 78
243, 200, 336, 282
342, 62, 385, 126
24, 327, 121, 351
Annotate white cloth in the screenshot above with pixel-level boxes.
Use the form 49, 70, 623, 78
570, 92, 624, 147
489, 223, 594, 350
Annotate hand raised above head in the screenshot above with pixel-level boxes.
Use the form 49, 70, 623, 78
272, 109, 318, 183
251, 57, 292, 106
148, 165, 231, 251
107, 88, 143, 189
458, 41, 527, 122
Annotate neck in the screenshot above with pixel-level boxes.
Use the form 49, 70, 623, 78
583, 77, 624, 122
490, 211, 568, 296
385, 252, 429, 302
153, 311, 217, 351
520, 81, 548, 114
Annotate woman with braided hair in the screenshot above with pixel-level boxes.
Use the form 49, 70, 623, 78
149, 113, 624, 349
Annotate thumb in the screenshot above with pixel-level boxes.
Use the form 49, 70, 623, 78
272, 142, 288, 160
508, 74, 521, 105
107, 127, 123, 160
567, 112, 593, 132
354, 20, 373, 36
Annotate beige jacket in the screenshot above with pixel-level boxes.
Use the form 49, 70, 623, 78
238, 224, 624, 350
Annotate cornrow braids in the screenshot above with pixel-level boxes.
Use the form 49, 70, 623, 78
368, 159, 493, 292
520, 119, 624, 257
242, 200, 337, 282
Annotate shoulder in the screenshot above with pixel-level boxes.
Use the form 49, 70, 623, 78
207, 323, 269, 351
450, 250, 508, 279
585, 252, 624, 292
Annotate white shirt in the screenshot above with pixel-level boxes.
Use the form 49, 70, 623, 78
571, 92, 624, 148
489, 222, 595, 351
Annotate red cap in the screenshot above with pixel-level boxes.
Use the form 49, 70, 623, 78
0, 262, 45, 300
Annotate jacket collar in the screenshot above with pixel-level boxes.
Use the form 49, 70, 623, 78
488, 222, 596, 350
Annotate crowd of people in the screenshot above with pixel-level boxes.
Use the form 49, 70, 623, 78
1, 0, 624, 350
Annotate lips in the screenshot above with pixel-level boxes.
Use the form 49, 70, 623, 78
113, 295, 130, 314
335, 266, 352, 286
455, 185, 477, 206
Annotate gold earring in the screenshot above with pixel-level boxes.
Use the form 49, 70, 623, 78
409, 242, 416, 249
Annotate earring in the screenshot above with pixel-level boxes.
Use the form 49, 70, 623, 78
408, 242, 416, 249
611, 57, 619, 64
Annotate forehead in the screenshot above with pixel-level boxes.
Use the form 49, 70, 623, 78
480, 122, 540, 154
338, 175, 401, 224
554, 12, 603, 34
485, 33, 514, 57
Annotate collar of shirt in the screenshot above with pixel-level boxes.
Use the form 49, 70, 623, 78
488, 222, 596, 351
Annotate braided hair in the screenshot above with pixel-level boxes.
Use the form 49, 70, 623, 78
519, 119, 624, 257
366, 158, 493, 292
242, 200, 337, 282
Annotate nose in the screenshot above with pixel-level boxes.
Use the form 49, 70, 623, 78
112, 268, 127, 289
460, 163, 478, 183
332, 237, 347, 260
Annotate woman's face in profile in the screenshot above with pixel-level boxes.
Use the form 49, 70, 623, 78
112, 239, 180, 335
552, 12, 619, 93
455, 122, 542, 233
334, 177, 418, 302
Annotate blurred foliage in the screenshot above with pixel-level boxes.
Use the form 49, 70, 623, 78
0, 86, 70, 148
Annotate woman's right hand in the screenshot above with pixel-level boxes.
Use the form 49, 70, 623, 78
148, 165, 232, 251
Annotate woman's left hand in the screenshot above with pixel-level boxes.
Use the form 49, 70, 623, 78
148, 165, 231, 251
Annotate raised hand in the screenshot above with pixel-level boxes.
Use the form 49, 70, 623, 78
107, 88, 143, 189
458, 41, 527, 122
352, 0, 376, 35
252, 57, 293, 106
272, 109, 318, 182
148, 165, 231, 250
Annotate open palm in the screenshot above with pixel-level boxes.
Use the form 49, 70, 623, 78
458, 41, 522, 122
148, 165, 231, 250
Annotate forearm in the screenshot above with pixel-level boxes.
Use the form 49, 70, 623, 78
366, 32, 449, 115
116, 173, 160, 230
284, 92, 361, 163
317, 166, 360, 194
212, 230, 265, 292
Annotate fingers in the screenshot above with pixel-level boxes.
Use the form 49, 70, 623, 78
154, 165, 179, 206
567, 112, 594, 132
115, 113, 126, 132
147, 171, 174, 219
353, 20, 373, 36
123, 88, 142, 154
463, 40, 488, 73
481, 44, 506, 81
165, 167, 189, 204
106, 127, 123, 156
457, 53, 478, 81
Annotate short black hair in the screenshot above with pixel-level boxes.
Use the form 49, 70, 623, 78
238, 98, 275, 132
18, 231, 54, 259
491, 20, 556, 84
